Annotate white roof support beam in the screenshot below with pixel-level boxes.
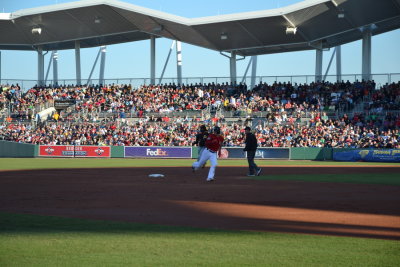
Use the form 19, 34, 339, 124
336, 45, 341, 81
159, 40, 175, 84
37, 46, 44, 87
0, 51, 2, 84
86, 47, 102, 85
99, 45, 106, 85
75, 41, 81, 86
150, 36, 156, 85
323, 47, 336, 81
230, 51, 237, 84
315, 44, 323, 82
240, 55, 258, 89
241, 56, 253, 84
44, 51, 53, 86
250, 56, 258, 90
176, 41, 182, 85
53, 51, 58, 86
362, 31, 372, 81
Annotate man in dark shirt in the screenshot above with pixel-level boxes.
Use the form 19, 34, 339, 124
244, 126, 261, 176
193, 125, 208, 161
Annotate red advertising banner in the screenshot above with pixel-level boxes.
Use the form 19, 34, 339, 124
74, 146, 110, 157
39, 145, 110, 157
39, 145, 75, 157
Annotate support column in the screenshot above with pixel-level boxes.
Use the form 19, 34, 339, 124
362, 31, 372, 81
159, 40, 175, 84
0, 51, 2, 85
176, 41, 182, 85
336, 46, 342, 82
45, 51, 53, 85
323, 48, 336, 81
75, 41, 81, 86
315, 48, 323, 82
37, 46, 44, 87
53, 51, 58, 86
99, 46, 106, 85
230, 51, 237, 84
250, 56, 257, 90
86, 47, 102, 85
150, 36, 156, 85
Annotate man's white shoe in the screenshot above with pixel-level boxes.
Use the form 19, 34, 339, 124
206, 178, 215, 182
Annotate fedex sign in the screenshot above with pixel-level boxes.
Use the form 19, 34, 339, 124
125, 147, 191, 158
146, 148, 168, 156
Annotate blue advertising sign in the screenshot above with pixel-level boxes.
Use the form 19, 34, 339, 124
333, 149, 400, 163
223, 147, 289, 159
125, 146, 192, 158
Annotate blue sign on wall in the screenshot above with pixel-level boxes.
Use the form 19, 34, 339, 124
125, 147, 192, 158
223, 147, 289, 159
333, 149, 400, 163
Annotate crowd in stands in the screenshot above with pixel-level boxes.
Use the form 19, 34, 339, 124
2, 80, 398, 119
1, 80, 399, 148
1, 111, 399, 148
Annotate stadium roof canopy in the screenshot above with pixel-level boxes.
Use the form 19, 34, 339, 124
0, 0, 399, 56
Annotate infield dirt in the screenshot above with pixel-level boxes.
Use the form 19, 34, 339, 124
0, 166, 399, 240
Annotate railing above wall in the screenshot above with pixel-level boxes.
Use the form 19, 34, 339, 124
1, 73, 399, 91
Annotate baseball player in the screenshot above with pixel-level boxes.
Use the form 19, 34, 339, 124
193, 125, 208, 164
192, 126, 224, 182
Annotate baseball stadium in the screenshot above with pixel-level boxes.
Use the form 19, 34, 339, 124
1, 0, 400, 266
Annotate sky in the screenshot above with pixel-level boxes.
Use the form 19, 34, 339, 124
0, 0, 399, 87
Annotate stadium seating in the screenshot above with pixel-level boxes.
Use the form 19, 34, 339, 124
0, 80, 399, 148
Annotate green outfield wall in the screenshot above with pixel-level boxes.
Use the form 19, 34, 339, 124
111, 146, 125, 158
290, 147, 333, 160
0, 141, 360, 161
192, 147, 198, 159
0, 141, 37, 157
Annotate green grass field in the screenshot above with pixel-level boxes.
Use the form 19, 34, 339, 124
1, 213, 399, 267
252, 173, 400, 186
1, 157, 399, 170
0, 158, 399, 266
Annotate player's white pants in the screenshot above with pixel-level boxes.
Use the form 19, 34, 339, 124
197, 146, 205, 160
192, 149, 218, 179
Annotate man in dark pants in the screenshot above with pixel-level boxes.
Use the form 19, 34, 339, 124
244, 126, 261, 176
193, 125, 208, 167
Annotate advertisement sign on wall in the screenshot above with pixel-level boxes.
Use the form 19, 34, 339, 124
74, 146, 110, 157
222, 147, 290, 159
333, 149, 400, 163
39, 145, 75, 157
124, 147, 192, 158
39, 145, 110, 157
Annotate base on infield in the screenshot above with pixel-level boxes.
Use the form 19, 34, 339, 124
148, 174, 165, 178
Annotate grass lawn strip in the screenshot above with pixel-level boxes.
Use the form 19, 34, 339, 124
251, 173, 400, 186
1, 158, 399, 171
0, 213, 399, 267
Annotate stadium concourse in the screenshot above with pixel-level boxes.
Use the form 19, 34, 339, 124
0, 80, 399, 148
